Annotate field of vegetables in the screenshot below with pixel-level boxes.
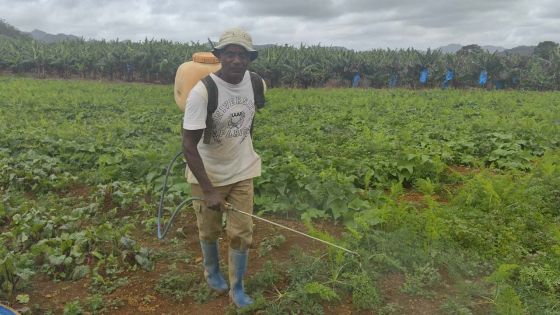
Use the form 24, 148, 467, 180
1, 75, 560, 314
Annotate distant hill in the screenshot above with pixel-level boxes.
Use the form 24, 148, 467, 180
0, 19, 31, 39
482, 45, 506, 53
1, 19, 80, 42
503, 45, 535, 56
436, 43, 507, 54
436, 43, 535, 55
25, 29, 80, 43
436, 44, 463, 53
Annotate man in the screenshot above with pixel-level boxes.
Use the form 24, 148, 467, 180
182, 27, 263, 308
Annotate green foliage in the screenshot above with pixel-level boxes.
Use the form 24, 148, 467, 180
0, 249, 34, 299
519, 263, 560, 295
268, 285, 326, 315
378, 303, 404, 315
257, 234, 286, 257
401, 263, 441, 296
486, 264, 519, 284
285, 248, 326, 286
15, 293, 29, 304
225, 293, 269, 314
440, 298, 473, 315
63, 300, 84, 315
246, 260, 280, 293
155, 266, 197, 301
190, 284, 215, 304
0, 78, 559, 313
0, 32, 558, 90
85, 294, 104, 314
304, 281, 339, 302
155, 265, 217, 303
349, 272, 382, 310
255, 87, 559, 221
494, 285, 525, 315
415, 177, 438, 195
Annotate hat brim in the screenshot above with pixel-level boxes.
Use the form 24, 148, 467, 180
212, 44, 258, 61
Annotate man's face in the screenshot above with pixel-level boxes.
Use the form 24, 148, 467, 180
218, 44, 251, 84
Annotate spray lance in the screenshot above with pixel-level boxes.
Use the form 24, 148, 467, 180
156, 151, 359, 257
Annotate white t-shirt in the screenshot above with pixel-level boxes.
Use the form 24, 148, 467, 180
182, 71, 261, 186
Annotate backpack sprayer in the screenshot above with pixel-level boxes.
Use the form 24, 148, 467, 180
159, 52, 358, 257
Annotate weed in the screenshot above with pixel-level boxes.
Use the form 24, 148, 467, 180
494, 285, 525, 315
440, 297, 473, 315
225, 293, 267, 314
304, 281, 339, 302
190, 284, 215, 304
246, 260, 280, 293
378, 302, 404, 315
90, 272, 128, 294
155, 264, 220, 304
285, 248, 326, 286
401, 262, 441, 297
275, 286, 325, 314
349, 272, 382, 310
155, 267, 197, 301
63, 299, 83, 315
85, 294, 104, 314
257, 234, 286, 257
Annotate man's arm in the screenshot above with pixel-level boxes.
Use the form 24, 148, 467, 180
182, 128, 223, 210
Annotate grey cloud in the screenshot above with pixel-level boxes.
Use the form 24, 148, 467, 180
0, 0, 557, 50
234, 0, 338, 19
534, 0, 560, 19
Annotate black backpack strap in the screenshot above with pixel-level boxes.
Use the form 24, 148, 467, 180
249, 72, 266, 138
250, 72, 265, 109
200, 75, 218, 144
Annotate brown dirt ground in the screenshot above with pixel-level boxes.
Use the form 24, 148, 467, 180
9, 178, 490, 314
13, 209, 487, 315
21, 210, 356, 315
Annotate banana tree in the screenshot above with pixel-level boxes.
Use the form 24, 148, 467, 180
28, 40, 47, 78
252, 45, 288, 88
359, 50, 390, 88
414, 48, 444, 88
1, 38, 26, 73
475, 52, 506, 88
281, 45, 321, 88
49, 41, 75, 78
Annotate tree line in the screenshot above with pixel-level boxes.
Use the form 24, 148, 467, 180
0, 34, 558, 90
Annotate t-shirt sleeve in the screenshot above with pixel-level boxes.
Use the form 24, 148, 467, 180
182, 82, 208, 130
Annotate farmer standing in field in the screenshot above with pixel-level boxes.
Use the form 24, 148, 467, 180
181, 27, 265, 308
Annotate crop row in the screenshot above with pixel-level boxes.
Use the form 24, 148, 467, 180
1, 77, 559, 313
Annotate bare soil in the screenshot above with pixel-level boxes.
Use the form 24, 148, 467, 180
9, 184, 490, 314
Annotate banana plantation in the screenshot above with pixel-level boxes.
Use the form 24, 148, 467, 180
0, 34, 559, 90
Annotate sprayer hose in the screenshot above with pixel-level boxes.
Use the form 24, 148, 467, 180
156, 151, 201, 239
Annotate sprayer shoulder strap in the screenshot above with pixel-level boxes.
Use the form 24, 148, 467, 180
200, 72, 265, 144
200, 75, 218, 144
249, 71, 266, 109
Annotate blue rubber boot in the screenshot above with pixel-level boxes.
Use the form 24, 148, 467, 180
228, 248, 253, 307
200, 240, 228, 294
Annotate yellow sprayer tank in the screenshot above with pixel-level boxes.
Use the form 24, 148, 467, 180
174, 52, 221, 112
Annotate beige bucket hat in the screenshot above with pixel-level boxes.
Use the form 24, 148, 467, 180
212, 27, 258, 60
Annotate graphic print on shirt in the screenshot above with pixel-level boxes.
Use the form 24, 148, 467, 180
211, 95, 255, 144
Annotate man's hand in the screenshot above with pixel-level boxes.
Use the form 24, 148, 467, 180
204, 189, 224, 211
183, 128, 223, 211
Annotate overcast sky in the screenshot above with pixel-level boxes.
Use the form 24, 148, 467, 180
1, 0, 558, 50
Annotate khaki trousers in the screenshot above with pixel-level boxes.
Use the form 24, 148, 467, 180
191, 178, 254, 250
